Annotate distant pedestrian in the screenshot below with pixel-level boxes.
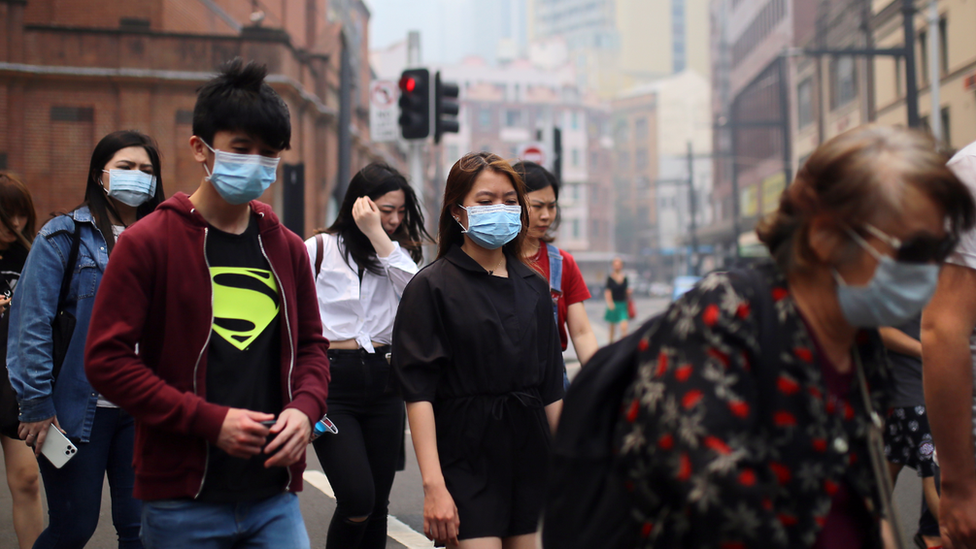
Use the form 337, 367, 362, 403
0, 173, 42, 549
879, 315, 942, 549
306, 163, 430, 549
392, 152, 564, 547
920, 137, 976, 549
84, 59, 329, 549
8, 130, 166, 549
613, 125, 974, 548
604, 257, 631, 342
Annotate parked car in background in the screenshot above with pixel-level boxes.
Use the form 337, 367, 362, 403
649, 282, 672, 298
671, 275, 702, 301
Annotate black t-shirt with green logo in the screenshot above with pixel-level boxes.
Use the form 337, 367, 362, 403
198, 215, 286, 502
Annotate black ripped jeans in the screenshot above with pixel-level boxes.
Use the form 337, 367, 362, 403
313, 347, 404, 549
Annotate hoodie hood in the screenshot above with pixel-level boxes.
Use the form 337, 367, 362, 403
158, 193, 283, 234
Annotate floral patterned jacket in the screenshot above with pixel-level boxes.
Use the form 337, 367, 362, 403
613, 262, 889, 548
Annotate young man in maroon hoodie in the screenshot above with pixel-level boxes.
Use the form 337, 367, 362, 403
84, 59, 329, 548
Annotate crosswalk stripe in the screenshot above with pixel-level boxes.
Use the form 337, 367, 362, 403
302, 470, 433, 549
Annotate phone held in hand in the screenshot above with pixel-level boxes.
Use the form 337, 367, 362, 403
40, 424, 78, 469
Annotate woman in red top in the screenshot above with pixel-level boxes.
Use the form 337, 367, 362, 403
515, 162, 598, 372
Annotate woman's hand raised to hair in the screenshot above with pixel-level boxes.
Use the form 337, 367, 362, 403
352, 197, 385, 240
352, 196, 396, 258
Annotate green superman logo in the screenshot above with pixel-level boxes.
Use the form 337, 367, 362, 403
210, 267, 279, 351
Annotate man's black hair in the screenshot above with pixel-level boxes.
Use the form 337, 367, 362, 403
193, 58, 291, 150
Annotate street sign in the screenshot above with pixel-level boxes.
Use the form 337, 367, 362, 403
369, 80, 399, 142
518, 142, 547, 165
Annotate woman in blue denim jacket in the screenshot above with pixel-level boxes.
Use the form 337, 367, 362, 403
7, 130, 165, 549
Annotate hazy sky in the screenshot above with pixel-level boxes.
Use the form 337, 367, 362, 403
366, 0, 498, 64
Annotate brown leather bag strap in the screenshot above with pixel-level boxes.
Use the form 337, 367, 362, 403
314, 233, 325, 278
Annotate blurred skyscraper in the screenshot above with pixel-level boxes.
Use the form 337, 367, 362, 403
527, 0, 711, 97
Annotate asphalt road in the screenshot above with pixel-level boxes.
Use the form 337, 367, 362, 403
0, 295, 926, 547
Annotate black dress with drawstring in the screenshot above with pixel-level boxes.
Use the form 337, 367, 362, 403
392, 245, 565, 540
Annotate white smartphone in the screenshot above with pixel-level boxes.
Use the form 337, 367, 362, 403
39, 424, 78, 469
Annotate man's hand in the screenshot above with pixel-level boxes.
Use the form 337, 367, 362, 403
940, 484, 976, 549
216, 408, 274, 458
262, 408, 311, 468
19, 416, 60, 457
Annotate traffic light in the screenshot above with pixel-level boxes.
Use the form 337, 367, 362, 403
434, 71, 460, 144
398, 68, 430, 139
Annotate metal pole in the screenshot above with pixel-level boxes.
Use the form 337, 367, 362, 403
730, 98, 741, 261
406, 31, 426, 225
928, 0, 941, 142
779, 54, 793, 187
903, 0, 921, 127
687, 141, 698, 276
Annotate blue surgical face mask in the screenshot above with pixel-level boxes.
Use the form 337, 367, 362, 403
834, 229, 940, 328
102, 169, 156, 207
455, 204, 523, 250
203, 142, 280, 205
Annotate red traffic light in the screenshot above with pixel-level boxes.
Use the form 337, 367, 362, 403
399, 76, 416, 93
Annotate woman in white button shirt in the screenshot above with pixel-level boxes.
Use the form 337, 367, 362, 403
305, 163, 431, 549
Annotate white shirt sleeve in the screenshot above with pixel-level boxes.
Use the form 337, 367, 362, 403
376, 242, 420, 297
947, 146, 976, 271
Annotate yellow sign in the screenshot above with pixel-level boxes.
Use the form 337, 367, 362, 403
740, 185, 758, 218
762, 172, 786, 215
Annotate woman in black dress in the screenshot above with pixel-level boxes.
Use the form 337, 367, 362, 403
392, 152, 564, 548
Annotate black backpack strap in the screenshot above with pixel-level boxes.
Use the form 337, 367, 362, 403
57, 220, 82, 311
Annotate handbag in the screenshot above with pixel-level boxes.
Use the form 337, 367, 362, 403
50, 221, 82, 384
626, 298, 636, 320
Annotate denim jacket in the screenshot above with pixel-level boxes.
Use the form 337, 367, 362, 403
7, 207, 109, 442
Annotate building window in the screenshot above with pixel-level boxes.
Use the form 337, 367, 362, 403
50, 106, 94, 122
634, 117, 648, 142
590, 151, 599, 169
797, 78, 813, 129
939, 17, 948, 74
919, 29, 929, 85
614, 119, 629, 143
635, 150, 648, 170
505, 109, 522, 127
830, 56, 857, 110
571, 219, 580, 239
479, 107, 492, 128
617, 151, 630, 172
175, 110, 194, 125
572, 149, 580, 166
571, 111, 579, 129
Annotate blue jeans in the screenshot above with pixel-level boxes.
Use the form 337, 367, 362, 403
140, 492, 310, 549
35, 406, 141, 548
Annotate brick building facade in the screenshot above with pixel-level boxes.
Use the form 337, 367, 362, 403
0, 0, 399, 238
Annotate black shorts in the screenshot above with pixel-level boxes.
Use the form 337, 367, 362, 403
883, 406, 936, 478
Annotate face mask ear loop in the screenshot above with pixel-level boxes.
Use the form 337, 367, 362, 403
201, 141, 217, 181
844, 227, 884, 262
98, 170, 110, 194
455, 204, 469, 233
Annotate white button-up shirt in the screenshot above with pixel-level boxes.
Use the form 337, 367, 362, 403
305, 233, 419, 353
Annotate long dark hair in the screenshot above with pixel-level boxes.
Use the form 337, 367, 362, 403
322, 163, 432, 275
0, 172, 37, 250
513, 160, 561, 243
83, 131, 165, 254
437, 152, 528, 260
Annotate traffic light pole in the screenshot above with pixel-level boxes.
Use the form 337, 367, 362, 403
406, 31, 426, 221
